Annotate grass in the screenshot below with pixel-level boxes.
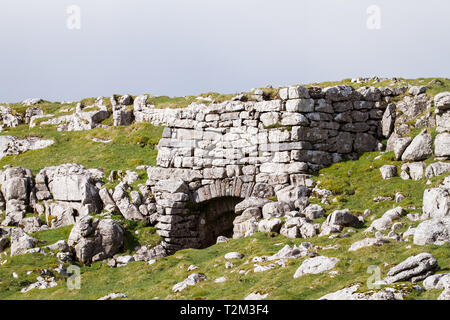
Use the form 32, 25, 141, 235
0, 150, 448, 300
1, 229, 448, 300
312, 151, 450, 217
0, 152, 450, 300
0, 77, 449, 300
0, 122, 164, 175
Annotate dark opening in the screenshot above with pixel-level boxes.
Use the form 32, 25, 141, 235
196, 197, 243, 249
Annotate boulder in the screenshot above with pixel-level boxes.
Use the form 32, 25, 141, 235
380, 165, 397, 179
258, 218, 283, 233
381, 104, 396, 138
320, 209, 360, 235
425, 162, 450, 179
348, 238, 386, 251
413, 218, 450, 246
384, 252, 439, 284
262, 201, 293, 219
10, 228, 38, 256
368, 207, 405, 232
0, 136, 54, 160
172, 273, 207, 293
408, 86, 427, 96
19, 217, 44, 234
423, 273, 450, 291
304, 204, 325, 220
267, 244, 312, 260
434, 92, 450, 111
401, 130, 433, 161
112, 183, 146, 220
224, 252, 244, 260
293, 256, 340, 278
397, 94, 431, 122
275, 185, 310, 203
234, 197, 270, 215
68, 217, 124, 264
422, 187, 450, 219
435, 133, 450, 159
387, 135, 412, 160
400, 162, 426, 181
233, 207, 260, 239
44, 201, 90, 228
319, 283, 397, 300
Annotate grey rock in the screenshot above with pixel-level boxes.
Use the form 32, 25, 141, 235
224, 252, 244, 260
319, 283, 397, 300
381, 103, 396, 138
423, 273, 450, 290
262, 201, 293, 219
384, 252, 439, 284
98, 292, 127, 300
10, 228, 38, 256
172, 273, 207, 293
258, 218, 283, 233
425, 162, 450, 179
422, 187, 450, 219
380, 165, 397, 179
401, 130, 433, 161
304, 204, 325, 220
68, 217, 124, 264
293, 256, 340, 278
235, 197, 270, 215
349, 238, 386, 251
435, 133, 450, 159
413, 218, 450, 246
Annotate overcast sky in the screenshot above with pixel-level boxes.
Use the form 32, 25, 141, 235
0, 0, 449, 102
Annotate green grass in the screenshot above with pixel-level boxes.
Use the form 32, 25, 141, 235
1, 230, 448, 300
313, 151, 450, 217
0, 150, 448, 300
0, 122, 164, 175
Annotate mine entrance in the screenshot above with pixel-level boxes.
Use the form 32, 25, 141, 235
195, 196, 243, 249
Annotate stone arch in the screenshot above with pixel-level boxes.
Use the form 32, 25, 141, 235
193, 196, 244, 248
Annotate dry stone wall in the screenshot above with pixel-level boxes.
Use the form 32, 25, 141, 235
143, 85, 407, 252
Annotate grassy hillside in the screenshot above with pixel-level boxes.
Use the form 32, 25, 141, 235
0, 77, 448, 300
0, 123, 163, 174
0, 150, 448, 300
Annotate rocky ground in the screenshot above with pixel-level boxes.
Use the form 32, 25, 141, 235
0, 77, 449, 300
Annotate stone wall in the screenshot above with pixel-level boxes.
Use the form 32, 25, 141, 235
143, 85, 408, 253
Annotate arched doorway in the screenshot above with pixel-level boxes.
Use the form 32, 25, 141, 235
194, 196, 243, 248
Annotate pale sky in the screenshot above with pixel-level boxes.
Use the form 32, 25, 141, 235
0, 0, 449, 102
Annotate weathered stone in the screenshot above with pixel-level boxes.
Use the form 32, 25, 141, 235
401, 130, 433, 161
435, 133, 450, 159
276, 185, 310, 202
384, 252, 439, 284
258, 218, 283, 233
382, 104, 396, 138
68, 217, 124, 264
380, 165, 397, 179
425, 162, 450, 179
10, 228, 38, 256
422, 187, 450, 219
414, 218, 450, 246
293, 256, 340, 278
262, 201, 293, 219
304, 204, 325, 220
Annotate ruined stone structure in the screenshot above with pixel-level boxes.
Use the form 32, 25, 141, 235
143, 85, 407, 252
